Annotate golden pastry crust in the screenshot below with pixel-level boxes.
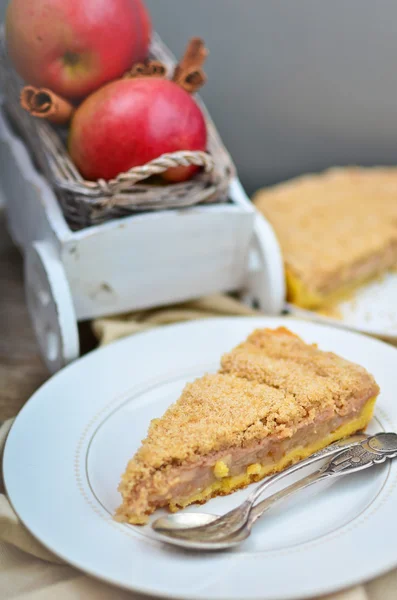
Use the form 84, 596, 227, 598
118, 327, 379, 513
253, 167, 397, 301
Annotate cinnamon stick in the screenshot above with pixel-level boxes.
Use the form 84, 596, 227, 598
172, 37, 208, 93
123, 63, 147, 78
20, 86, 75, 125
123, 60, 167, 79
146, 60, 167, 77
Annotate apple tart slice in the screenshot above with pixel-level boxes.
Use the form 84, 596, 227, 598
253, 167, 397, 309
116, 327, 379, 524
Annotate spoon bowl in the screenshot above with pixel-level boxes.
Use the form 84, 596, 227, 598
152, 513, 249, 550
153, 512, 218, 531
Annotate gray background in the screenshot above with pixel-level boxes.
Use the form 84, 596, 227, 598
3, 0, 397, 194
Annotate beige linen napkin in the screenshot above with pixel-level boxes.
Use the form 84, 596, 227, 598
0, 294, 395, 599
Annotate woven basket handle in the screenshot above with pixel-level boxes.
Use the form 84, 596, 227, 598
98, 150, 215, 192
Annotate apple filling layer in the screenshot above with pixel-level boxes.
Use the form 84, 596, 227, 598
117, 327, 379, 524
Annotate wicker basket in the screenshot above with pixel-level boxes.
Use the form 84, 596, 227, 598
0, 30, 235, 230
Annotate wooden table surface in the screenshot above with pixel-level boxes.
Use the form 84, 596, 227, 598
0, 212, 96, 421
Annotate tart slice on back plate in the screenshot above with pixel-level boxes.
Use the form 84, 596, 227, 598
253, 167, 397, 310
116, 327, 379, 524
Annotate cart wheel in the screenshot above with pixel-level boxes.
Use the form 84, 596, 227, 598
243, 213, 286, 314
25, 241, 79, 373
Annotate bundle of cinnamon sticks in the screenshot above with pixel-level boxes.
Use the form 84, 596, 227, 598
20, 38, 208, 126
123, 37, 208, 93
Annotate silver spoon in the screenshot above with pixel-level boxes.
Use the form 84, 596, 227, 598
152, 432, 397, 550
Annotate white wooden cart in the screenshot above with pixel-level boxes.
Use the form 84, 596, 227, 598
0, 108, 285, 373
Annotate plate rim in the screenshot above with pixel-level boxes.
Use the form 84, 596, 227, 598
4, 316, 397, 600
286, 303, 397, 341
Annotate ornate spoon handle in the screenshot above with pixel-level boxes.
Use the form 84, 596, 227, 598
249, 433, 397, 525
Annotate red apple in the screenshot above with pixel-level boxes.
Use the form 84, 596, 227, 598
5, 0, 151, 99
68, 77, 208, 182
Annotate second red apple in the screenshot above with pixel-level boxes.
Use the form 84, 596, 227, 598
68, 78, 208, 182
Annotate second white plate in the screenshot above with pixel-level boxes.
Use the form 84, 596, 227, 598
287, 271, 397, 342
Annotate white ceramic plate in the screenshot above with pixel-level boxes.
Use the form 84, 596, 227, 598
287, 271, 397, 342
4, 317, 397, 600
